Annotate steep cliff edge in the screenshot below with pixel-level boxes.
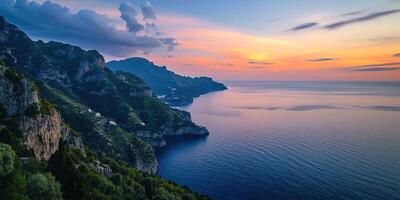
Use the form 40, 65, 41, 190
0, 62, 209, 200
0, 16, 208, 173
0, 64, 61, 160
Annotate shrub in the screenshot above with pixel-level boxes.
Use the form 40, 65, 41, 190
5, 68, 22, 86
39, 99, 55, 116
24, 103, 40, 118
0, 143, 16, 177
24, 100, 56, 117
26, 173, 63, 200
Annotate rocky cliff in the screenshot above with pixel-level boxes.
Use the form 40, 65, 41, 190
0, 62, 209, 200
0, 16, 207, 174
0, 64, 61, 160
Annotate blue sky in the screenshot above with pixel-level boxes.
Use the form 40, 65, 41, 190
49, 0, 396, 34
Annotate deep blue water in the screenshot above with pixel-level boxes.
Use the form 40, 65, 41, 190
156, 81, 400, 200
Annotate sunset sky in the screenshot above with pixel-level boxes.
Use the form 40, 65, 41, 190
1, 0, 400, 80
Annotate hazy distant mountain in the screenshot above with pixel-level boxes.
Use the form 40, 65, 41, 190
107, 58, 227, 106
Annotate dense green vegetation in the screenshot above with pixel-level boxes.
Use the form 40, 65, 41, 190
0, 143, 16, 177
1, 101, 209, 200
24, 97, 56, 118
48, 145, 209, 200
5, 68, 22, 86
26, 173, 63, 200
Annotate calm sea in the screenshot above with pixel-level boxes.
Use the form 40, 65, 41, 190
156, 81, 400, 200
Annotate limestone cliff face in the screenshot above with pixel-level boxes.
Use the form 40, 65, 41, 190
136, 158, 158, 175
22, 111, 62, 160
0, 64, 61, 160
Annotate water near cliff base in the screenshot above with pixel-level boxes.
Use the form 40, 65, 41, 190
156, 81, 400, 200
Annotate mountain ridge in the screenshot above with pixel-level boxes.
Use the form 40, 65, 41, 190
107, 57, 227, 106
0, 16, 211, 200
0, 16, 208, 174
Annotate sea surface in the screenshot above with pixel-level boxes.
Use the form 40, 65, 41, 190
156, 81, 400, 200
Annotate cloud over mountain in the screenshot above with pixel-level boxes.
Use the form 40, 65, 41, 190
0, 0, 176, 57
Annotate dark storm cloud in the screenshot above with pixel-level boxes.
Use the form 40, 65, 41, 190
393, 53, 400, 57
306, 58, 336, 62
289, 22, 318, 31
0, 0, 177, 56
324, 9, 400, 30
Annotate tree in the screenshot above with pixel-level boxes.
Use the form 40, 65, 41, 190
47, 148, 90, 200
26, 173, 63, 200
0, 143, 15, 177
153, 187, 179, 200
1, 170, 29, 200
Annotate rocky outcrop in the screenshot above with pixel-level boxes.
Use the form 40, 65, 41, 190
22, 110, 61, 160
161, 122, 209, 136
136, 157, 158, 175
163, 125, 209, 136
0, 64, 62, 160
136, 130, 167, 147
92, 160, 112, 176
61, 124, 84, 150
162, 109, 209, 136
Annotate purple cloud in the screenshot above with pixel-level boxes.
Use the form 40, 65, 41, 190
325, 9, 400, 30
289, 22, 318, 31
141, 1, 156, 20
119, 1, 144, 33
